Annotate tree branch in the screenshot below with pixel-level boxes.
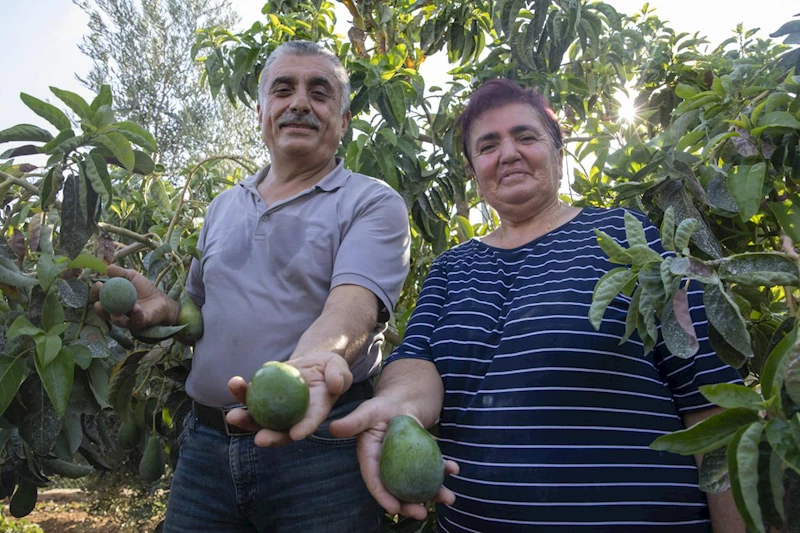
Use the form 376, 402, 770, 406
98, 223, 159, 249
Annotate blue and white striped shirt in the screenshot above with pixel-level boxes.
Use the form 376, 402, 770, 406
386, 207, 742, 533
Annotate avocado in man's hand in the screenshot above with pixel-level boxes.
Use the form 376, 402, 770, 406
380, 415, 445, 503
99, 277, 137, 315
175, 296, 203, 344
246, 361, 310, 431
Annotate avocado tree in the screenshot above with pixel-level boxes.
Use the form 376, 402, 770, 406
1, 0, 799, 531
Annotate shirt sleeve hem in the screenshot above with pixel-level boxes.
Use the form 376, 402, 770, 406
331, 273, 394, 318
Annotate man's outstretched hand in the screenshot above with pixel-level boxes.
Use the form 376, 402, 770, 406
328, 396, 459, 520
89, 265, 179, 330
226, 351, 352, 447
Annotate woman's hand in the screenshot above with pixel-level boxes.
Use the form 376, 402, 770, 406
328, 396, 459, 520
89, 264, 179, 330
225, 351, 353, 447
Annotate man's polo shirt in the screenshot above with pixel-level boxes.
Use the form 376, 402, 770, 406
185, 159, 410, 407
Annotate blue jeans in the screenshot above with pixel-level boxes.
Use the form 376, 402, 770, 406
163, 399, 383, 533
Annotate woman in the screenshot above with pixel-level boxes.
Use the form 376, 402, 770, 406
330, 79, 744, 532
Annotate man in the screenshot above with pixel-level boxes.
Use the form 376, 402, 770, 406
94, 40, 410, 532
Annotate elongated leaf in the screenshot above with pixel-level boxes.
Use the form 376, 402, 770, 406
0, 124, 53, 144
708, 323, 749, 369
728, 163, 766, 222
769, 199, 800, 243
594, 229, 631, 263
37, 253, 68, 291
8, 315, 41, 338
624, 211, 648, 247
107, 364, 138, 423
96, 132, 135, 172
90, 85, 112, 112
57, 174, 94, 260
762, 324, 799, 402
49, 87, 91, 119
0, 356, 27, 416
34, 346, 74, 418
674, 218, 698, 251
727, 422, 765, 533
758, 440, 786, 528
20, 93, 71, 131
589, 268, 636, 329
35, 334, 62, 368
111, 121, 157, 152
41, 289, 65, 332
66, 254, 107, 274
718, 253, 800, 287
704, 283, 753, 357
650, 408, 760, 455
660, 206, 675, 251
82, 157, 111, 206
17, 375, 63, 455
0, 262, 38, 288
662, 288, 699, 359
752, 111, 800, 137
767, 418, 800, 474
699, 383, 763, 410
669, 256, 719, 284
698, 446, 730, 493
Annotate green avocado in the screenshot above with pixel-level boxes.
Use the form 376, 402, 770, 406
379, 415, 444, 503
99, 277, 137, 315
175, 296, 203, 344
139, 434, 166, 483
246, 361, 309, 431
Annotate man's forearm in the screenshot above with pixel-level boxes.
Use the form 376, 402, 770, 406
375, 358, 444, 429
683, 407, 746, 533
290, 284, 379, 365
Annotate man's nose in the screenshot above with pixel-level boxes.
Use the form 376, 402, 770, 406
290, 87, 311, 112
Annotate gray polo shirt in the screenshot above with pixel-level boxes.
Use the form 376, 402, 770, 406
184, 159, 411, 407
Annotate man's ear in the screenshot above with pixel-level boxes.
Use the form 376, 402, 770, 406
341, 110, 351, 134
257, 103, 263, 123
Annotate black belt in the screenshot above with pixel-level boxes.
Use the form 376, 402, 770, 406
193, 379, 374, 437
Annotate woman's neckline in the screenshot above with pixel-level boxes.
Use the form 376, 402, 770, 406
473, 206, 591, 253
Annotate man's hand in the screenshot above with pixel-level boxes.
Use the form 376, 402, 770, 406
328, 396, 459, 520
226, 352, 353, 447
89, 265, 179, 330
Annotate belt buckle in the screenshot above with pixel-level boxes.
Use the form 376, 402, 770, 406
221, 406, 255, 437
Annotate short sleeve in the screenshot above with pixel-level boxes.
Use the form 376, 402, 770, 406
331, 190, 410, 320
185, 203, 214, 308
634, 211, 743, 414
384, 259, 448, 365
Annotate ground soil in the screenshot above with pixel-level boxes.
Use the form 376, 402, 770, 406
4, 489, 161, 533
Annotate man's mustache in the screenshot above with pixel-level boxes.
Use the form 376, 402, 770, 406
277, 112, 320, 129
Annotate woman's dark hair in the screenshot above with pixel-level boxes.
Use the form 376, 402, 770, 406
456, 79, 563, 168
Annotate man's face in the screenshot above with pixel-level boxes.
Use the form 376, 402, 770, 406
257, 54, 350, 163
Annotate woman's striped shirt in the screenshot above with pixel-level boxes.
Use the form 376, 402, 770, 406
385, 207, 742, 533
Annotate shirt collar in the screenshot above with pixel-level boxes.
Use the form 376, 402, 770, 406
239, 158, 350, 194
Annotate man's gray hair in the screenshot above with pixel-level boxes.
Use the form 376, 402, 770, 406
257, 40, 351, 114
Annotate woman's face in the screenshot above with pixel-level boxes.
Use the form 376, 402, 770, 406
468, 102, 562, 218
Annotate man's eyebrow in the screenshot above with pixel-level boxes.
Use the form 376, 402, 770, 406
308, 76, 335, 91
270, 75, 295, 88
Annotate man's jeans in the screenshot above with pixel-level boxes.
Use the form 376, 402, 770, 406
163, 399, 383, 532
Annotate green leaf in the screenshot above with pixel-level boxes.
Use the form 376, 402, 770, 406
0, 124, 54, 144
0, 356, 27, 416
7, 315, 42, 338
110, 121, 157, 152
35, 333, 62, 368
589, 268, 636, 330
660, 206, 675, 252
37, 253, 68, 291
385, 82, 406, 128
625, 245, 663, 265
673, 218, 698, 252
728, 163, 766, 222
17, 375, 62, 455
727, 422, 765, 533
83, 156, 111, 206
623, 211, 648, 247
675, 83, 698, 99
761, 324, 798, 401
90, 85, 112, 112
108, 364, 138, 422
699, 383, 763, 410
661, 288, 699, 359
718, 253, 800, 287
698, 446, 730, 493
57, 174, 95, 260
704, 282, 753, 358
454, 215, 474, 242
0, 261, 39, 288
20, 93, 71, 131
40, 165, 63, 208
66, 253, 107, 274
768, 199, 800, 243
650, 407, 760, 455
34, 346, 74, 418
97, 132, 135, 172
594, 229, 632, 263
668, 256, 719, 284
41, 290, 65, 332
751, 111, 800, 137
766, 418, 800, 474
49, 87, 91, 119
70, 344, 93, 370
758, 440, 786, 529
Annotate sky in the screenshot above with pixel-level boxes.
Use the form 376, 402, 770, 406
0, 0, 797, 135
